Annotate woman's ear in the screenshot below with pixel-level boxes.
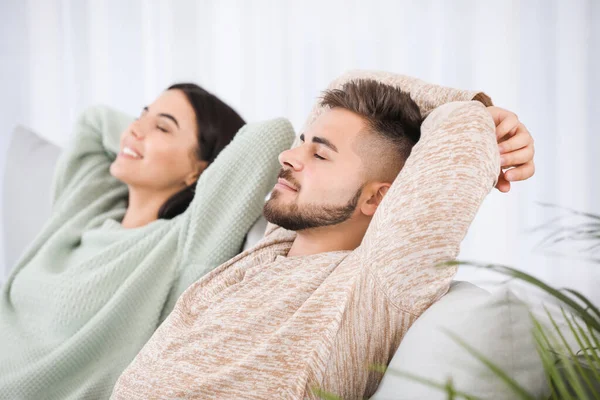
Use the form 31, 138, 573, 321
359, 183, 391, 217
184, 160, 209, 187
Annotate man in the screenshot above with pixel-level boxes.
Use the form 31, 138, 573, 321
112, 76, 534, 399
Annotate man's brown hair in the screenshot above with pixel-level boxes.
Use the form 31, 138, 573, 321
320, 79, 423, 180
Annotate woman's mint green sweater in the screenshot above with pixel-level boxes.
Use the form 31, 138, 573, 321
0, 106, 295, 399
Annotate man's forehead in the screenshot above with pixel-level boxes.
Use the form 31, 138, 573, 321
306, 108, 366, 145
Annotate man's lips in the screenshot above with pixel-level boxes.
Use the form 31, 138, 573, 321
275, 178, 298, 192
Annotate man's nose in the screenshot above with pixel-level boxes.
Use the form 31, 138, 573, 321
278, 148, 304, 171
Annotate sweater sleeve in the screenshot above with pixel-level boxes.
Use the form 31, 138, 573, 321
51, 105, 133, 211
356, 101, 500, 315
171, 118, 296, 303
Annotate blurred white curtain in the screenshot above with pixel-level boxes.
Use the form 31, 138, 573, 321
1, 0, 599, 301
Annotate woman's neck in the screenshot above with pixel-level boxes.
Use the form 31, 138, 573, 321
121, 187, 172, 229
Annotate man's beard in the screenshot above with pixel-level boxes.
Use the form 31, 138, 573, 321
263, 169, 363, 231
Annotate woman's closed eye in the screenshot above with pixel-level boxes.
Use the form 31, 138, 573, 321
314, 154, 325, 160
157, 125, 169, 133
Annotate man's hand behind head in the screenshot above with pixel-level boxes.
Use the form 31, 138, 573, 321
487, 106, 536, 193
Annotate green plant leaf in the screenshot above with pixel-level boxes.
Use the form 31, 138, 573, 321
443, 329, 536, 400
311, 386, 341, 400
545, 307, 594, 398
532, 317, 575, 400
561, 288, 600, 320
572, 319, 600, 375
424, 203, 600, 399
444, 261, 600, 333
561, 309, 600, 387
535, 203, 600, 221
369, 364, 483, 400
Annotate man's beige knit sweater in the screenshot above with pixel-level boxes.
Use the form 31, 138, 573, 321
111, 72, 500, 399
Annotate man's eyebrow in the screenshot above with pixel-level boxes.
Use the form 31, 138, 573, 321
299, 133, 339, 153
143, 106, 180, 128
313, 136, 339, 153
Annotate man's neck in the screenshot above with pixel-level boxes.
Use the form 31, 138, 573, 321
286, 222, 367, 257
121, 187, 176, 229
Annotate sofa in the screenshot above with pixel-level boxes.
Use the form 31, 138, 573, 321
2, 125, 548, 399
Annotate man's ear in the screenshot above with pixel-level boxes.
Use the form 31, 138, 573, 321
184, 160, 209, 187
359, 182, 391, 217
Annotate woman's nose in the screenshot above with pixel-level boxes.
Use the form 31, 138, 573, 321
130, 119, 146, 139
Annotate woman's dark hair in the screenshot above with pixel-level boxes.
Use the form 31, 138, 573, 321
157, 83, 246, 219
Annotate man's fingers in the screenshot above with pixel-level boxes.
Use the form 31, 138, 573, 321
504, 160, 535, 182
495, 113, 520, 141
488, 106, 515, 126
495, 170, 511, 192
498, 124, 532, 154
500, 145, 534, 167
488, 106, 535, 189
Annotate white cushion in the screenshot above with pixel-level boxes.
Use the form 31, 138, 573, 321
243, 216, 268, 251
372, 281, 548, 399
2, 126, 61, 270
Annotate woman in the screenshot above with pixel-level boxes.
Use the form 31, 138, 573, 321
0, 83, 296, 399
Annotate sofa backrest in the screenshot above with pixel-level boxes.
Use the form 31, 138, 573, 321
2, 126, 61, 270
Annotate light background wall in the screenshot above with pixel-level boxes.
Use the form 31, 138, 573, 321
1, 0, 598, 302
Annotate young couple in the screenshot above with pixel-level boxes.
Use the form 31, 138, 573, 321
0, 71, 534, 399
